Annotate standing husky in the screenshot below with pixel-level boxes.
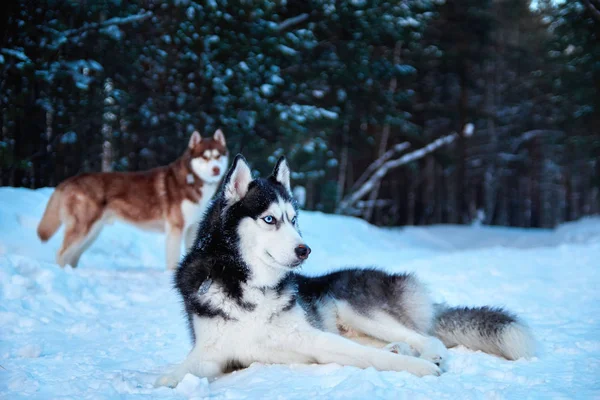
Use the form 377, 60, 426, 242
157, 155, 535, 387
37, 129, 229, 270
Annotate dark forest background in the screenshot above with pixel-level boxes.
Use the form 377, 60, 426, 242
1, 0, 598, 228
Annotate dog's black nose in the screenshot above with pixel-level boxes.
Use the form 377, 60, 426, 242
295, 244, 311, 260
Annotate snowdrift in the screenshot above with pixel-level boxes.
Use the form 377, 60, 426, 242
1, 187, 599, 399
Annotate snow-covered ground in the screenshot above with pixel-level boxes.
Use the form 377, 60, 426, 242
1, 187, 599, 399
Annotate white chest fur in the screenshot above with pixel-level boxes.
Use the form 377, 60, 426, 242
181, 182, 219, 228
192, 285, 313, 365
202, 283, 294, 321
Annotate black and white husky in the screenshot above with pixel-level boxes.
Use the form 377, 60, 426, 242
156, 155, 536, 387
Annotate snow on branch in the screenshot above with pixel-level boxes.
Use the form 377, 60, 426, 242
54, 11, 153, 47
511, 129, 564, 151
1, 48, 32, 63
277, 14, 310, 32
337, 133, 458, 214
463, 122, 474, 137
1, 12, 152, 68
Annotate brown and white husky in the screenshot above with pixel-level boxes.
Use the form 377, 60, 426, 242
37, 129, 229, 270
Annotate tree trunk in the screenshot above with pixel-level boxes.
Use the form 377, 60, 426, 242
407, 169, 416, 225
364, 42, 401, 223
530, 137, 542, 227
336, 121, 350, 206
101, 78, 114, 172
423, 156, 435, 224
12, 76, 26, 187
434, 162, 443, 224
306, 179, 315, 210
484, 57, 498, 225
456, 61, 469, 224
497, 176, 509, 226
446, 167, 456, 224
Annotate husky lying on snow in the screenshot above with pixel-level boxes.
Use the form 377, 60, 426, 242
157, 155, 535, 387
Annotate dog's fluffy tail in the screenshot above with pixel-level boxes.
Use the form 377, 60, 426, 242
37, 188, 63, 241
432, 304, 536, 360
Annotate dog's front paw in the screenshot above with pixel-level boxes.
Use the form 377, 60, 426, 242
155, 374, 182, 388
407, 358, 442, 377
384, 342, 418, 357
419, 337, 448, 368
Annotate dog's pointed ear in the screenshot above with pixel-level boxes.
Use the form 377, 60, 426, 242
213, 128, 226, 147
272, 156, 291, 193
223, 154, 252, 204
188, 131, 202, 149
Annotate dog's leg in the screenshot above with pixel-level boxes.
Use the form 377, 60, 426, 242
279, 328, 440, 377
373, 323, 447, 366
70, 220, 104, 267
384, 342, 419, 357
345, 334, 387, 348
165, 225, 183, 270
57, 218, 103, 268
57, 195, 103, 268
338, 308, 448, 367
375, 324, 448, 367
57, 221, 82, 267
346, 335, 417, 357
155, 346, 222, 388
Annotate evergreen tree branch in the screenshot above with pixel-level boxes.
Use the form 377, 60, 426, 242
54, 11, 153, 47
0, 131, 69, 180
277, 14, 310, 32
0, 48, 31, 63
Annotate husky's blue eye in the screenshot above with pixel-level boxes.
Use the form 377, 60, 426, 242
291, 216, 297, 224
263, 215, 276, 225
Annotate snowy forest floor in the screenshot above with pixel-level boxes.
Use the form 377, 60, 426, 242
1, 187, 599, 399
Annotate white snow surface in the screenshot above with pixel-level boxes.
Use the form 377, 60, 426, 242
1, 187, 599, 399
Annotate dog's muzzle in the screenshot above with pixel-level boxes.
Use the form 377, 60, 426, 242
294, 244, 311, 260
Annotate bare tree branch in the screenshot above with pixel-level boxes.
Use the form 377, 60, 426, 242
350, 142, 410, 194
511, 129, 564, 152
337, 133, 457, 214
